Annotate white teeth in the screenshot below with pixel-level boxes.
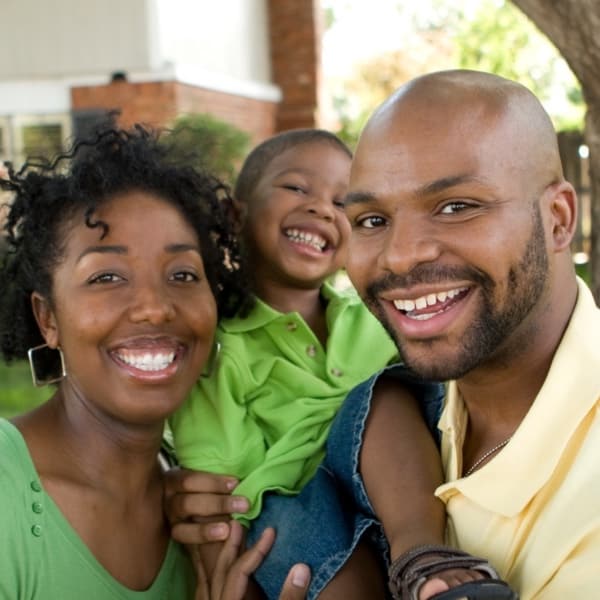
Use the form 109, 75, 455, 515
392, 287, 468, 314
116, 351, 175, 371
285, 228, 327, 251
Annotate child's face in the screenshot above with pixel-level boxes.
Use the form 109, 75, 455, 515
243, 141, 351, 289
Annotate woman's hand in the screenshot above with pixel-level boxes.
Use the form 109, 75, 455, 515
195, 521, 310, 600
164, 467, 250, 544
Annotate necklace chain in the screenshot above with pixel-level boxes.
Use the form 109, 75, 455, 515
464, 437, 511, 477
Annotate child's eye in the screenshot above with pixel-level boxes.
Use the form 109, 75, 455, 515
87, 272, 123, 284
356, 215, 387, 229
282, 184, 306, 194
170, 271, 199, 283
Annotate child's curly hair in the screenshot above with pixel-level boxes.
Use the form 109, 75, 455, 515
0, 125, 252, 366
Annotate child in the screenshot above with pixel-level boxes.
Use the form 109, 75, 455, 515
169, 130, 512, 600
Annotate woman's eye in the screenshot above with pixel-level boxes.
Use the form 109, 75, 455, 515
356, 215, 387, 229
88, 272, 122, 284
171, 271, 199, 283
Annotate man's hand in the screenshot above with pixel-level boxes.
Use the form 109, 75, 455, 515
164, 467, 250, 544
196, 520, 310, 600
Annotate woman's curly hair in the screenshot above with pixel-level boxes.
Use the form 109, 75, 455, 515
0, 125, 252, 364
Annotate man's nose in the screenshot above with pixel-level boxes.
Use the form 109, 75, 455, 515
378, 217, 442, 275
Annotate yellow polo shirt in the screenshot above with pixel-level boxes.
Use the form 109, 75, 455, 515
436, 277, 600, 598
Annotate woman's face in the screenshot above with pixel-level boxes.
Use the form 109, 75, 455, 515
34, 190, 217, 427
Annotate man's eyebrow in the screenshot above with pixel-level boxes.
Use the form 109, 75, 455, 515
344, 174, 481, 207
344, 190, 376, 207
415, 174, 480, 197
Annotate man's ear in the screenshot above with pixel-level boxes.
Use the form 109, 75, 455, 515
547, 181, 577, 252
31, 292, 59, 348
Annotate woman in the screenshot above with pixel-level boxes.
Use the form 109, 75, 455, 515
0, 127, 308, 599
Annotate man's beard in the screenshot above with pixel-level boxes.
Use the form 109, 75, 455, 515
363, 205, 549, 381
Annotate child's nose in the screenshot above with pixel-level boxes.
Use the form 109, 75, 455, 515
306, 196, 335, 221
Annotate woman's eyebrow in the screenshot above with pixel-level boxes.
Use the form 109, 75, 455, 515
77, 245, 126, 262
165, 243, 202, 254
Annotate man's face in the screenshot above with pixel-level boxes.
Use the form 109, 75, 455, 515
345, 104, 551, 381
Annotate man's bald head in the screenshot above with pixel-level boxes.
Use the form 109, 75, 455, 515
358, 69, 564, 188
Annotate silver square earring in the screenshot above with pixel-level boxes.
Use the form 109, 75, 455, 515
27, 344, 66, 387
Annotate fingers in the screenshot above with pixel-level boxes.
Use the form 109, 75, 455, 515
278, 564, 311, 600
164, 467, 239, 497
163, 467, 250, 535
212, 521, 271, 599
172, 520, 232, 545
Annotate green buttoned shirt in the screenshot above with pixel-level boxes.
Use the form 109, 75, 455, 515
170, 282, 398, 524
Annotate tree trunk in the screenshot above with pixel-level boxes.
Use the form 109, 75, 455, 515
511, 0, 600, 303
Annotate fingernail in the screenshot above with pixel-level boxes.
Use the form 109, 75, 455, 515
291, 564, 309, 587
208, 523, 229, 539
225, 478, 238, 491
231, 497, 249, 512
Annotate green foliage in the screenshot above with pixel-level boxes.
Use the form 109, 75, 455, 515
167, 113, 251, 184
452, 0, 584, 129
0, 361, 52, 418
326, 0, 584, 137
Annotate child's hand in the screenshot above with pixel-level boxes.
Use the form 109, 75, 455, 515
195, 521, 310, 600
164, 467, 250, 544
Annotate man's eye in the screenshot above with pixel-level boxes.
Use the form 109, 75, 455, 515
356, 215, 387, 229
440, 202, 470, 214
171, 271, 199, 283
88, 272, 122, 284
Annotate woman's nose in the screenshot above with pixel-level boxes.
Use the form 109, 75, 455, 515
128, 284, 176, 324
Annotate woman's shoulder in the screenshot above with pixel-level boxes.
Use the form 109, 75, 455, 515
0, 418, 37, 484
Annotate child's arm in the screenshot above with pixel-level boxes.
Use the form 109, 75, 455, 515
360, 375, 446, 561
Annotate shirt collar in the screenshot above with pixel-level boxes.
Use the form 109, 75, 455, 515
437, 278, 600, 516
220, 280, 358, 333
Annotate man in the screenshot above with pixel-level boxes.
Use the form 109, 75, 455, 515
344, 69, 600, 597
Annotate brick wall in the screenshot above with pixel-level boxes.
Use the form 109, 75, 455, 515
268, 0, 322, 131
71, 80, 278, 145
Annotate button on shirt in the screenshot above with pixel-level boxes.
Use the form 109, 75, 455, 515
435, 279, 600, 598
171, 282, 398, 525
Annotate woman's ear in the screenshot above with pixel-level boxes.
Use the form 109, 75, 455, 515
230, 196, 247, 234
547, 181, 577, 252
31, 292, 59, 348
220, 194, 247, 234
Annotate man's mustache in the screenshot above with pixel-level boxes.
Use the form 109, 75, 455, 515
364, 264, 492, 298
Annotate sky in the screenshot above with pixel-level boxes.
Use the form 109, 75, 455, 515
321, 0, 489, 76
320, 0, 582, 127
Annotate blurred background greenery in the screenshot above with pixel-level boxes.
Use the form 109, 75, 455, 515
0, 361, 52, 418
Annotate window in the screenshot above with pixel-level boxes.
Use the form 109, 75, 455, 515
12, 114, 71, 166
22, 123, 63, 161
